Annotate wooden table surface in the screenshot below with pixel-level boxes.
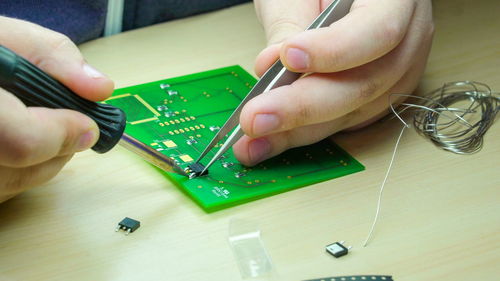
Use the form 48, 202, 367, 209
1, 1, 499, 280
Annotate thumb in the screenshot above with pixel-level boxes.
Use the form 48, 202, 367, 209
0, 16, 114, 101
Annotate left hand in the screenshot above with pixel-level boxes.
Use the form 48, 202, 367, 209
232, 0, 434, 166
0, 16, 114, 202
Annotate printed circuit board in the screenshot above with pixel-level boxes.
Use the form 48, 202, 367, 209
105, 66, 364, 212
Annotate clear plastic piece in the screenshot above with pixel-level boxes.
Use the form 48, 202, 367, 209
228, 219, 277, 280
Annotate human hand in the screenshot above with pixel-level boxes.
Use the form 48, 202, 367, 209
233, 0, 434, 165
0, 17, 114, 203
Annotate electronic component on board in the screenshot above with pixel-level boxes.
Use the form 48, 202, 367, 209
156, 105, 168, 111
325, 241, 351, 258
234, 172, 245, 178
115, 217, 141, 235
165, 111, 176, 117
185, 163, 209, 179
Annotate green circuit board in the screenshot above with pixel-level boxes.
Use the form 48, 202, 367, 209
105, 66, 364, 212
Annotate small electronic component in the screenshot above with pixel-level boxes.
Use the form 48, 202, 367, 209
186, 139, 197, 145
115, 217, 141, 235
222, 162, 234, 168
185, 163, 209, 178
160, 83, 170, 89
157, 105, 168, 111
167, 90, 178, 96
325, 241, 351, 258
234, 172, 245, 178
209, 125, 220, 131
165, 111, 176, 117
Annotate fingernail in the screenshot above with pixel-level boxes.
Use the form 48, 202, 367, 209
77, 130, 97, 151
83, 63, 105, 79
248, 138, 271, 164
253, 114, 280, 135
286, 48, 309, 70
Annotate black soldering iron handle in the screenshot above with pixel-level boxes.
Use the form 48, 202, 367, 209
0, 45, 125, 153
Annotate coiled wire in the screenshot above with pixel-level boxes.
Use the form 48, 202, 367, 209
363, 81, 499, 247
391, 81, 499, 154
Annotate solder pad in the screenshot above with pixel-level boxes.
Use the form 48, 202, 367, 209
105, 66, 364, 212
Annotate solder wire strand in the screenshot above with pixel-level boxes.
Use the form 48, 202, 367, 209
362, 124, 406, 247
362, 100, 447, 247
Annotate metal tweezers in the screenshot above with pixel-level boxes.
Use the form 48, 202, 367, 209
195, 0, 354, 175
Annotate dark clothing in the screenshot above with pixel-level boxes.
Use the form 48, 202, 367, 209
0, 0, 250, 44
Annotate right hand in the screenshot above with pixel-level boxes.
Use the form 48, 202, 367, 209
233, 0, 433, 166
0, 16, 114, 203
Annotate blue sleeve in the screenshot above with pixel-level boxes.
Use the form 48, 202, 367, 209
0, 0, 108, 44
122, 0, 251, 31
0, 0, 251, 44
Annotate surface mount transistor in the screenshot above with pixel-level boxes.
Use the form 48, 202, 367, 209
326, 241, 352, 258
115, 217, 140, 235
185, 163, 209, 179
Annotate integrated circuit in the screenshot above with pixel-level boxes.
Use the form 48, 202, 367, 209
105, 66, 364, 212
